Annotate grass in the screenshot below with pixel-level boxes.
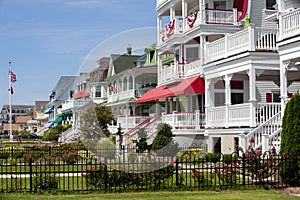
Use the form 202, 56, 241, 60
0, 190, 299, 200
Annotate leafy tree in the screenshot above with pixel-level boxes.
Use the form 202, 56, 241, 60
152, 123, 179, 156
280, 93, 300, 185
95, 105, 114, 137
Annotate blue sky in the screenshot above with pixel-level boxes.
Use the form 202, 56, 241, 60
0, 0, 157, 106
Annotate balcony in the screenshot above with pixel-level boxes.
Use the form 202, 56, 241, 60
206, 103, 281, 128
204, 25, 278, 64
158, 8, 239, 46
279, 8, 300, 40
107, 89, 134, 103
135, 87, 155, 98
61, 98, 92, 112
159, 59, 203, 85
117, 115, 149, 130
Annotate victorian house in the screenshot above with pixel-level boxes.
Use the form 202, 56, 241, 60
127, 0, 300, 154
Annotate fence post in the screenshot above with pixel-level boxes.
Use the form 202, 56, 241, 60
104, 158, 108, 192
242, 153, 246, 186
29, 157, 32, 193
176, 157, 179, 187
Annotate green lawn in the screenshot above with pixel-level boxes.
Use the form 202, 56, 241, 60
0, 190, 299, 200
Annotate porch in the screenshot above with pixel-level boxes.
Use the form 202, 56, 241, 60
279, 8, 300, 40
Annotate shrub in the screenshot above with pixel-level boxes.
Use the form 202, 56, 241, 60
62, 150, 80, 164
0, 152, 9, 159
205, 152, 221, 163
34, 174, 58, 193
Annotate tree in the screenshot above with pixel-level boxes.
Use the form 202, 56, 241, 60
280, 93, 300, 185
95, 105, 114, 137
152, 123, 179, 156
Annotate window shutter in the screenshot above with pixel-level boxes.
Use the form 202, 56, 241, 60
266, 93, 272, 103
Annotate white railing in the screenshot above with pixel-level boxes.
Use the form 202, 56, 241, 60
160, 62, 184, 84
256, 103, 281, 124
242, 111, 282, 150
61, 99, 74, 111
74, 99, 92, 107
205, 8, 238, 25
184, 59, 203, 77
206, 103, 251, 128
107, 89, 134, 103
204, 26, 278, 64
117, 115, 149, 130
162, 111, 205, 129
228, 104, 251, 127
135, 87, 155, 98
280, 8, 300, 40
255, 27, 278, 51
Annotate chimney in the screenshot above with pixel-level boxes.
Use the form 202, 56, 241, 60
126, 44, 132, 55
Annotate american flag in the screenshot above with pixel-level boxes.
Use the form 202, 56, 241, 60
108, 84, 116, 93
10, 71, 17, 83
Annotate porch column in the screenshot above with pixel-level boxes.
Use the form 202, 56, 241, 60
176, 96, 180, 112
170, 6, 175, 20
280, 60, 290, 117
199, 0, 206, 24
165, 97, 169, 113
200, 35, 205, 65
224, 74, 232, 128
127, 76, 130, 91
170, 97, 174, 112
157, 54, 162, 85
181, 0, 187, 31
155, 100, 160, 116
186, 95, 190, 112
247, 68, 257, 127
157, 15, 162, 45
125, 104, 129, 131
205, 79, 213, 128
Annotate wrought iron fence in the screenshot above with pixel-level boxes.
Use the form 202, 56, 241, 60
0, 146, 298, 193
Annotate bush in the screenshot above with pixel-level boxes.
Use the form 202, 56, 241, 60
0, 151, 9, 159
34, 174, 58, 193
205, 152, 221, 163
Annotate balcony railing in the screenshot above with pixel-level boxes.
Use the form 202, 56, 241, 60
159, 61, 184, 84
107, 89, 134, 103
205, 25, 278, 64
135, 87, 155, 98
158, 8, 239, 46
205, 8, 238, 25
159, 59, 203, 85
117, 115, 149, 130
280, 8, 300, 40
162, 111, 205, 130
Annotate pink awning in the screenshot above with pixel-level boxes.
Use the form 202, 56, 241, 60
135, 86, 175, 104
73, 91, 89, 98
170, 76, 205, 95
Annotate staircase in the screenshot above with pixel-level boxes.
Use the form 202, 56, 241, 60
241, 111, 282, 153
59, 128, 79, 143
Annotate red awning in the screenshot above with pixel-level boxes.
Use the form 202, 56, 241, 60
170, 76, 205, 95
136, 86, 174, 104
73, 91, 89, 98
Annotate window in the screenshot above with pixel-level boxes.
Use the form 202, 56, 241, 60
231, 93, 244, 105
215, 92, 225, 106
266, 92, 280, 103
95, 86, 101, 98
213, 137, 221, 153
214, 1, 226, 9
185, 46, 199, 62
266, 0, 276, 10
175, 48, 180, 62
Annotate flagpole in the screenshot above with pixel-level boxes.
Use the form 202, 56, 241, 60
9, 62, 13, 142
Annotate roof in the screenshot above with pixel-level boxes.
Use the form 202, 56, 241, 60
15, 116, 32, 124
3, 123, 19, 131
34, 101, 49, 112
51, 76, 76, 100
109, 54, 141, 75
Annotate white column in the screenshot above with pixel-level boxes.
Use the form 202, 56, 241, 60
205, 79, 213, 108
199, 0, 206, 24
170, 6, 175, 20
248, 24, 255, 51
200, 35, 205, 65
157, 15, 162, 44
157, 54, 162, 85
262, 134, 269, 153
182, 0, 187, 31
280, 60, 290, 117
224, 74, 232, 128
247, 68, 257, 127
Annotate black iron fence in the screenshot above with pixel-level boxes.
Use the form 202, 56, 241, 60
0, 145, 299, 193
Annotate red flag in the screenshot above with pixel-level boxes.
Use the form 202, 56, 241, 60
108, 84, 116, 93
10, 71, 17, 83
8, 86, 14, 94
